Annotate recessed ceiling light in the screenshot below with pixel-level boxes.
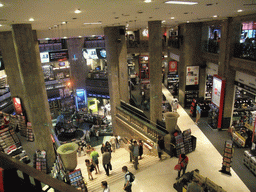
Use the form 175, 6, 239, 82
144, 0, 152, 3
74, 9, 81, 14
237, 9, 243, 12
78, 36, 82, 38
187, 21, 190, 23
162, 20, 166, 23
0, 24, 2, 27
165, 1, 198, 5
83, 22, 102, 25
0, 3, 3, 7
171, 17, 175, 19
63, 37, 68, 39
62, 21, 66, 24
213, 15, 218, 18
29, 18, 34, 21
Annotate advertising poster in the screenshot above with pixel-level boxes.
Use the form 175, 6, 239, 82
76, 89, 87, 109
212, 76, 222, 107
13, 97, 23, 115
40, 52, 50, 63
186, 66, 199, 85
169, 61, 177, 73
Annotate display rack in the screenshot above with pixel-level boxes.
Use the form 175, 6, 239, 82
17, 115, 27, 137
220, 140, 234, 175
34, 150, 47, 174
68, 169, 87, 191
184, 90, 198, 108
0, 127, 21, 155
26, 122, 34, 142
174, 129, 195, 157
167, 74, 179, 96
51, 155, 67, 181
208, 104, 219, 129
243, 150, 256, 176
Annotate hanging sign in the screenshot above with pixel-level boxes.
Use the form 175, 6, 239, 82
169, 61, 177, 72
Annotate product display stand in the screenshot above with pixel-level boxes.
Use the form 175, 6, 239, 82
243, 150, 256, 176
68, 169, 87, 191
0, 127, 21, 155
219, 140, 234, 175
51, 154, 68, 181
34, 150, 47, 174
26, 122, 34, 142
17, 115, 27, 137
174, 129, 195, 157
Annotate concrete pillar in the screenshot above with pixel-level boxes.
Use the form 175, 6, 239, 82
104, 26, 129, 134
67, 38, 86, 90
218, 18, 235, 128
0, 24, 55, 168
178, 23, 203, 107
148, 21, 163, 124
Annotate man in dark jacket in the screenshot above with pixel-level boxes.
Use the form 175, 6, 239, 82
102, 148, 111, 176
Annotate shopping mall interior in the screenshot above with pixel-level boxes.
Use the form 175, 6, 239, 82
0, 0, 256, 192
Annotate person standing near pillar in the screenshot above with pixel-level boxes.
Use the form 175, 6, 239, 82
129, 139, 134, 162
195, 104, 202, 125
133, 141, 139, 170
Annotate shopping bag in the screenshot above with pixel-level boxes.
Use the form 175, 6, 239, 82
174, 164, 181, 171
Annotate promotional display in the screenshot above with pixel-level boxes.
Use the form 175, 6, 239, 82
88, 98, 99, 113
169, 61, 177, 73
75, 89, 87, 110
82, 48, 106, 60
49, 50, 69, 62
220, 140, 234, 175
186, 66, 199, 86
40, 52, 50, 63
208, 75, 226, 129
13, 97, 23, 115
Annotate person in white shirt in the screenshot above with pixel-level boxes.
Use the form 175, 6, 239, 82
110, 136, 116, 152
101, 181, 110, 192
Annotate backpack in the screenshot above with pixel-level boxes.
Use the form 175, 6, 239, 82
89, 164, 95, 172
126, 172, 135, 183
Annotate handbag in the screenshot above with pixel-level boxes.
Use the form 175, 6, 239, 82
174, 164, 181, 171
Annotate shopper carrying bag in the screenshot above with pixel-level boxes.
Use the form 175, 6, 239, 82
176, 154, 189, 180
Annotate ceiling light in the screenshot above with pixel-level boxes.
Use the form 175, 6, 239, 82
187, 21, 190, 23
62, 21, 66, 24
0, 3, 3, 7
78, 36, 82, 38
162, 20, 166, 23
144, 0, 152, 3
237, 9, 243, 12
165, 1, 198, 5
75, 9, 81, 14
0, 24, 2, 27
29, 18, 34, 21
213, 15, 218, 18
84, 22, 102, 25
63, 37, 68, 39
171, 17, 175, 19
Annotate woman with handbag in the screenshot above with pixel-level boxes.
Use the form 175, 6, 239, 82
176, 154, 189, 180
85, 159, 94, 180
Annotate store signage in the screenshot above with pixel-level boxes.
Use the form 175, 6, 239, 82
40, 52, 50, 63
212, 76, 222, 107
76, 89, 87, 109
13, 97, 23, 115
235, 71, 256, 90
234, 81, 256, 95
186, 66, 199, 85
49, 51, 68, 62
169, 61, 177, 72
82, 48, 106, 60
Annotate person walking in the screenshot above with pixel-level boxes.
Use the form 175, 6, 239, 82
102, 148, 111, 176
115, 135, 120, 149
157, 136, 165, 160
122, 166, 132, 192
101, 143, 107, 154
128, 139, 134, 162
85, 159, 94, 180
133, 141, 139, 170
195, 103, 202, 125
139, 140, 143, 160
101, 181, 110, 192
95, 129, 99, 141
177, 154, 189, 179
90, 148, 100, 174
105, 141, 112, 153
110, 135, 116, 152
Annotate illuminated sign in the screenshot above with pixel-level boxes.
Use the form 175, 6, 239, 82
40, 52, 50, 63
212, 76, 222, 107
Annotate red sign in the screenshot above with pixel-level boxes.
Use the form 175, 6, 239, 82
13, 97, 23, 115
169, 61, 177, 72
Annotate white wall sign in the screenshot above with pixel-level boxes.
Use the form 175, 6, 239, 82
235, 71, 256, 90
40, 52, 49, 63
186, 66, 199, 85
212, 76, 222, 107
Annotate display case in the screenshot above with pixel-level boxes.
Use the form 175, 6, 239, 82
68, 169, 87, 191
33, 150, 47, 174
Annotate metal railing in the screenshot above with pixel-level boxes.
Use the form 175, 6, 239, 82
0, 152, 79, 192
116, 106, 167, 143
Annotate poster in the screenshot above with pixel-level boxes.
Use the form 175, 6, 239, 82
186, 66, 199, 85
76, 89, 87, 109
169, 61, 177, 72
212, 76, 222, 107
13, 97, 23, 115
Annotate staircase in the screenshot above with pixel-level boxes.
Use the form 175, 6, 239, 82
76, 147, 160, 192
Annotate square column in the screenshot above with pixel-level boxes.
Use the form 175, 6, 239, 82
148, 21, 163, 124
104, 26, 129, 134
0, 24, 55, 168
